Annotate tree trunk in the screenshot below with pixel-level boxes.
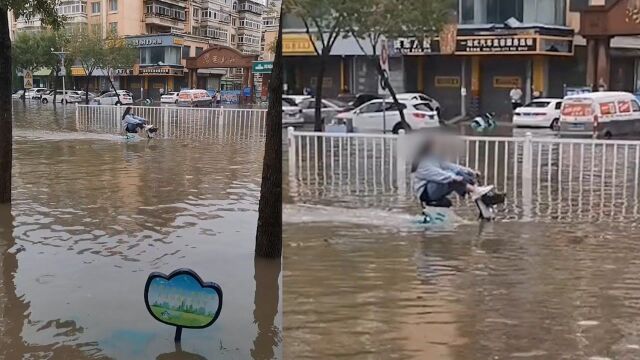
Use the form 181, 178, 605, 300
84, 73, 91, 104
375, 61, 409, 132
107, 73, 121, 103
313, 52, 328, 132
0, 8, 12, 203
255, 16, 282, 259
52, 69, 58, 105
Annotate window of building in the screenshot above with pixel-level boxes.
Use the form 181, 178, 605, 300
109, 0, 118, 12
140, 46, 181, 65
109, 22, 117, 33
195, 47, 204, 56
486, 0, 523, 23
182, 45, 191, 59
460, 0, 475, 24
91, 23, 101, 33
91, 1, 101, 14
193, 8, 199, 19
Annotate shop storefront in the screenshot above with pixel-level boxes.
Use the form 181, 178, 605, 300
404, 25, 575, 118
283, 33, 384, 98
125, 34, 186, 99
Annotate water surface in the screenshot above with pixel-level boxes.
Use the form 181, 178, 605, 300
0, 102, 281, 359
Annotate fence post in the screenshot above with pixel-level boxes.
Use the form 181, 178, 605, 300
218, 106, 225, 134
162, 106, 169, 138
75, 103, 79, 129
116, 104, 122, 133
396, 130, 407, 195
288, 127, 296, 179
521, 132, 533, 219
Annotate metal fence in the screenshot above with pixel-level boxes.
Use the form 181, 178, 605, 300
287, 128, 640, 220
76, 104, 267, 138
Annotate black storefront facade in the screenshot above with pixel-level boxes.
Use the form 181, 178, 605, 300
402, 24, 578, 119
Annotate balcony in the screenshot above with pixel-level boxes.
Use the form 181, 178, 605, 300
15, 17, 44, 31
145, 2, 187, 30
237, 0, 263, 15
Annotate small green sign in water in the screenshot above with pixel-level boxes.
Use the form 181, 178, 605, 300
144, 269, 223, 342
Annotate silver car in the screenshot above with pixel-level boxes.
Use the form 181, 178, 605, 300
298, 98, 349, 124
283, 98, 304, 127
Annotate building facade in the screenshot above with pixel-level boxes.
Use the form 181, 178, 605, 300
283, 0, 640, 119
10, 0, 276, 100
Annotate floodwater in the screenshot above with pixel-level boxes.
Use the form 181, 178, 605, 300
283, 128, 640, 359
0, 102, 281, 360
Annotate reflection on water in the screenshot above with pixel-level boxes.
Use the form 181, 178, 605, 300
0, 104, 281, 359
284, 126, 640, 359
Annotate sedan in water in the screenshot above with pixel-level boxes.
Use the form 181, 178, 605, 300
283, 98, 304, 127
161, 92, 180, 104
298, 98, 349, 124
333, 99, 439, 133
513, 98, 563, 129
92, 91, 134, 105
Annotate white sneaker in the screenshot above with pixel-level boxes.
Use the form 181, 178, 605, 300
471, 185, 494, 201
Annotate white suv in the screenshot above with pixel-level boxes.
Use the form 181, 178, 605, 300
334, 99, 440, 133
41, 90, 82, 104
93, 90, 133, 105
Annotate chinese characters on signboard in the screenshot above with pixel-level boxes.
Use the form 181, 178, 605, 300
456, 36, 537, 54
393, 37, 432, 55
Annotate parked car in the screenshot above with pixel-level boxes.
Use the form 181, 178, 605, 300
161, 92, 180, 104
345, 93, 381, 111
513, 98, 563, 129
392, 93, 441, 117
12, 90, 24, 99
41, 90, 82, 104
559, 91, 640, 139
92, 90, 133, 105
283, 99, 304, 127
75, 91, 96, 102
177, 89, 213, 107
333, 99, 440, 133
25, 88, 49, 100
298, 98, 349, 124
283, 95, 311, 105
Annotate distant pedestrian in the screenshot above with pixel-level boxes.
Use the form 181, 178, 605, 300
510, 85, 523, 110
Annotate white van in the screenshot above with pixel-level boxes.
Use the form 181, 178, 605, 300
559, 92, 640, 139
177, 89, 213, 107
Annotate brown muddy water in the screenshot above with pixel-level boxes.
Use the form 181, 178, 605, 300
283, 129, 640, 359
0, 103, 281, 360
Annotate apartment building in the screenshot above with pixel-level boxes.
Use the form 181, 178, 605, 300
11, 0, 276, 100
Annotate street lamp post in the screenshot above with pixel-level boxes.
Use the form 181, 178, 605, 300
52, 48, 68, 103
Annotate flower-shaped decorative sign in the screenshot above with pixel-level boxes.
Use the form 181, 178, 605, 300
144, 269, 223, 342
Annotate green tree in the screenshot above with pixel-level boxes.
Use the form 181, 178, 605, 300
284, 0, 352, 131
0, 0, 63, 203
349, 0, 453, 132
255, 15, 282, 259
67, 28, 105, 104
41, 31, 68, 104
101, 32, 138, 104
12, 32, 41, 101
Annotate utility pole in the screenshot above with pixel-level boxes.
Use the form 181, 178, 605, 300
52, 48, 68, 103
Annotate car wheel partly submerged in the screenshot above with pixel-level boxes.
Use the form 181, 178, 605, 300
550, 118, 559, 131
41, 98, 48, 104
115, 101, 122, 106
392, 122, 411, 134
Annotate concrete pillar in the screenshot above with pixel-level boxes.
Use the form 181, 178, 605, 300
532, 56, 547, 96
340, 56, 345, 91
596, 37, 611, 90
586, 38, 597, 88
417, 56, 424, 92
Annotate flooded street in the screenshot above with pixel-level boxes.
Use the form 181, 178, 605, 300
1, 103, 281, 359
283, 128, 640, 360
